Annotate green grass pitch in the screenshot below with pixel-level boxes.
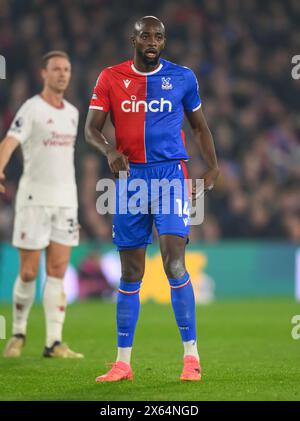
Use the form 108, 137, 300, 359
0, 298, 300, 401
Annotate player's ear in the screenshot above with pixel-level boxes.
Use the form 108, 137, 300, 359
40, 68, 46, 82
131, 36, 136, 48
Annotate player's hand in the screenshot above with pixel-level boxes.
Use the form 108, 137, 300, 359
106, 149, 130, 177
201, 166, 220, 191
192, 167, 219, 201
0, 172, 6, 194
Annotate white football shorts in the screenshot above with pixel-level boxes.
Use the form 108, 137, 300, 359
13, 206, 79, 250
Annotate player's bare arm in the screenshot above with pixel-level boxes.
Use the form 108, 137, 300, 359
0, 136, 20, 193
85, 109, 129, 177
185, 108, 219, 196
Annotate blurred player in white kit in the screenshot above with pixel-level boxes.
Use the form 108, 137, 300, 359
0, 51, 83, 358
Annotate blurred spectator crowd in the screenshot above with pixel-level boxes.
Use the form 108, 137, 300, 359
1, 0, 300, 243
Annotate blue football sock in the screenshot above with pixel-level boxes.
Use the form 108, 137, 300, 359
117, 279, 141, 348
168, 272, 197, 342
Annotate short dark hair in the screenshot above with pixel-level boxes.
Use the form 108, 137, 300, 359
41, 51, 70, 69
133, 16, 165, 36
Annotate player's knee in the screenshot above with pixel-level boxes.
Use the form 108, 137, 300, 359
47, 260, 68, 278
164, 258, 186, 280
20, 267, 38, 282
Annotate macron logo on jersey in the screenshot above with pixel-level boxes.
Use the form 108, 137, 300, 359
123, 79, 131, 88
121, 96, 172, 113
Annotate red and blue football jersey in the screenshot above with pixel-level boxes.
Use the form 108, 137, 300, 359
89, 59, 201, 164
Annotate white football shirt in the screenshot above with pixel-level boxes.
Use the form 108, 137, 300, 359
7, 95, 79, 209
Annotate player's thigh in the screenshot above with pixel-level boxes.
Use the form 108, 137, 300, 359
113, 212, 153, 249
46, 241, 71, 278
113, 175, 153, 249
13, 206, 51, 250
119, 248, 147, 282
153, 161, 190, 242
50, 207, 79, 248
159, 234, 187, 279
19, 248, 42, 282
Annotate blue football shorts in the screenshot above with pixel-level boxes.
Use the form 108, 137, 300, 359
113, 160, 190, 250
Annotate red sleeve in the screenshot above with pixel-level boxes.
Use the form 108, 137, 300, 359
89, 69, 111, 112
